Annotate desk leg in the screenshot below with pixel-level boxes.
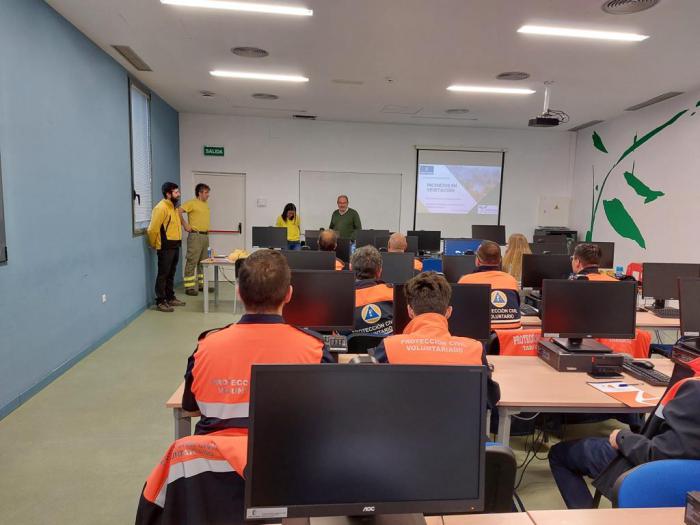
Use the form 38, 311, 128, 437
496, 407, 513, 447
203, 270, 209, 314
173, 408, 192, 440
214, 266, 219, 306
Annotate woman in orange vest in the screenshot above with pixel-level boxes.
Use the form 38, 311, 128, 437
571, 243, 617, 281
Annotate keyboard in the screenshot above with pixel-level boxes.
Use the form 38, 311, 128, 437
520, 304, 539, 316
649, 307, 680, 319
323, 335, 348, 353
622, 356, 670, 387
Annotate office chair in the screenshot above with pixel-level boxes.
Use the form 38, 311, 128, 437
484, 443, 518, 513
347, 334, 387, 354
612, 459, 700, 508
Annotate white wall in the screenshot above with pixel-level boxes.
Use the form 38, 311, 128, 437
180, 114, 575, 249
571, 89, 700, 267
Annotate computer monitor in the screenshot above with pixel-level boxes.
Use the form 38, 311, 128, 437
282, 250, 336, 271
336, 238, 352, 264
679, 277, 700, 337
442, 255, 476, 283
380, 252, 416, 284
246, 364, 486, 522
304, 229, 321, 250
531, 241, 569, 255
643, 263, 700, 307
471, 225, 505, 245
356, 229, 391, 248
541, 279, 637, 353
252, 226, 287, 249
443, 238, 482, 256
282, 270, 355, 331
407, 230, 441, 253
521, 254, 572, 288
393, 283, 491, 341
572, 241, 615, 268
406, 235, 419, 254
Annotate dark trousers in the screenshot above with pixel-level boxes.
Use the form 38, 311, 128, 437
156, 247, 179, 304
548, 438, 618, 509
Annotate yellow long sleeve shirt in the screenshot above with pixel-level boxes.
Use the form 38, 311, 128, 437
147, 199, 182, 250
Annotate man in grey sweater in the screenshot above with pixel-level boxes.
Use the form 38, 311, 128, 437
329, 195, 362, 241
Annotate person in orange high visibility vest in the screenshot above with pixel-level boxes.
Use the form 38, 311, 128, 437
458, 240, 521, 329
387, 232, 423, 272
571, 243, 618, 281
349, 245, 394, 336
318, 229, 345, 270
182, 250, 334, 435
549, 357, 700, 509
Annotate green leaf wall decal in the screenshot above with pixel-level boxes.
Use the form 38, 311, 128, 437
592, 131, 608, 153
603, 198, 646, 248
624, 171, 665, 203
616, 110, 687, 164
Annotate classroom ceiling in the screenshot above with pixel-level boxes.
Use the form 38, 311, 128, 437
47, 0, 700, 130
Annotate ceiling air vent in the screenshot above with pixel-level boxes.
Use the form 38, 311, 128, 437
496, 72, 530, 81
569, 120, 605, 132
625, 91, 683, 111
232, 46, 269, 58
602, 0, 661, 14
293, 114, 316, 120
112, 45, 152, 71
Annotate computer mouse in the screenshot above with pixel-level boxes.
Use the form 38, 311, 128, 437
634, 360, 655, 370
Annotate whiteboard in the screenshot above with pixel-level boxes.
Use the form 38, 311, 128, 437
298, 171, 403, 233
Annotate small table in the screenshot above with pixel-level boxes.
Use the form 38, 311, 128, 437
491, 355, 674, 446
166, 382, 199, 439
527, 507, 685, 525
200, 257, 237, 314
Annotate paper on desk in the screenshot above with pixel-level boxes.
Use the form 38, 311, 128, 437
588, 382, 661, 408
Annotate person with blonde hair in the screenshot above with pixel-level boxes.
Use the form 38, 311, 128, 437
502, 233, 531, 282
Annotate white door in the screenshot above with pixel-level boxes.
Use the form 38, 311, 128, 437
192, 172, 246, 258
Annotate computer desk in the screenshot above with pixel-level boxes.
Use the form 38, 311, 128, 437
526, 507, 684, 525
491, 355, 674, 446
165, 356, 674, 442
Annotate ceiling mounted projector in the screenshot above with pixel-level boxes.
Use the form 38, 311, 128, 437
529, 82, 570, 128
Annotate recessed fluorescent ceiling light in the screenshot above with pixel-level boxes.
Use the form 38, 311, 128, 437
160, 0, 312, 16
210, 70, 309, 82
447, 85, 535, 94
517, 25, 648, 41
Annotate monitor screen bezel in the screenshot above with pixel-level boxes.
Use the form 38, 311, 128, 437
407, 230, 441, 252
245, 364, 487, 519
283, 269, 355, 331
541, 279, 637, 339
642, 262, 700, 300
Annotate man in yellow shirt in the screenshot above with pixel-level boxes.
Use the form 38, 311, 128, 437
178, 183, 211, 296
147, 182, 185, 312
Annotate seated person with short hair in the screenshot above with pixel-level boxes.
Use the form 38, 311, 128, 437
318, 229, 345, 270
349, 245, 394, 336
182, 249, 334, 435
571, 243, 617, 281
458, 241, 521, 329
387, 232, 423, 271
549, 359, 700, 509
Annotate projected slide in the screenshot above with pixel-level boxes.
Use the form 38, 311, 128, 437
417, 164, 501, 215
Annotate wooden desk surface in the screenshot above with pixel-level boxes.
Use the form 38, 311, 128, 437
489, 355, 673, 409
527, 507, 685, 525
201, 257, 236, 266
443, 513, 533, 525
522, 311, 679, 329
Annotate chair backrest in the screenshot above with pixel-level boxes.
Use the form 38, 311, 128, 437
597, 329, 652, 359
484, 443, 517, 513
613, 459, 700, 508
626, 262, 643, 282
347, 334, 387, 354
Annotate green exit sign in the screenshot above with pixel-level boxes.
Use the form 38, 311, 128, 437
203, 146, 224, 156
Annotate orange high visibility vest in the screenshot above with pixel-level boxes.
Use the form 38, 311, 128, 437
353, 281, 394, 336
413, 258, 423, 272
584, 272, 618, 282
495, 328, 543, 356
383, 313, 483, 364
335, 259, 345, 271
597, 329, 652, 359
458, 269, 521, 329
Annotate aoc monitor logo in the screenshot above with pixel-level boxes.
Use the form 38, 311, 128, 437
361, 304, 382, 325
490, 290, 508, 309
362, 506, 376, 512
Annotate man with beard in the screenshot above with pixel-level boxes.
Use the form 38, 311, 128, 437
147, 182, 186, 312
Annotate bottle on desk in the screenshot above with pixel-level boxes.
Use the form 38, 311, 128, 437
208, 247, 212, 259
615, 265, 624, 279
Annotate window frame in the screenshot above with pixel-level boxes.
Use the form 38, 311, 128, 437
0, 152, 6, 264
128, 77, 154, 236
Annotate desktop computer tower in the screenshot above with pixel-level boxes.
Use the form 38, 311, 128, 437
538, 340, 623, 373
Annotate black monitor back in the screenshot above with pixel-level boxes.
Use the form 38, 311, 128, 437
356, 229, 391, 248
380, 252, 416, 284
282, 250, 336, 271
642, 263, 700, 300
472, 225, 505, 245
407, 230, 441, 252
304, 230, 321, 250
541, 280, 636, 339
335, 238, 352, 264
283, 270, 355, 331
521, 254, 572, 288
393, 283, 491, 341
442, 255, 477, 283
406, 235, 419, 255
252, 226, 287, 249
679, 277, 700, 337
572, 241, 615, 267
531, 241, 569, 255
246, 364, 486, 518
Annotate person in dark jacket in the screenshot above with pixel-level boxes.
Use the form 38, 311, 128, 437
349, 245, 394, 336
548, 358, 700, 509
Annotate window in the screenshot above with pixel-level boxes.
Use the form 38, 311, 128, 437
0, 153, 6, 263
129, 80, 153, 234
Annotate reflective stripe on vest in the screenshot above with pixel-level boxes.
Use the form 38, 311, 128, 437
197, 401, 250, 420
495, 329, 542, 356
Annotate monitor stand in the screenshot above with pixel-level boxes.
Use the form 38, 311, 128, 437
552, 337, 611, 354
283, 514, 426, 525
